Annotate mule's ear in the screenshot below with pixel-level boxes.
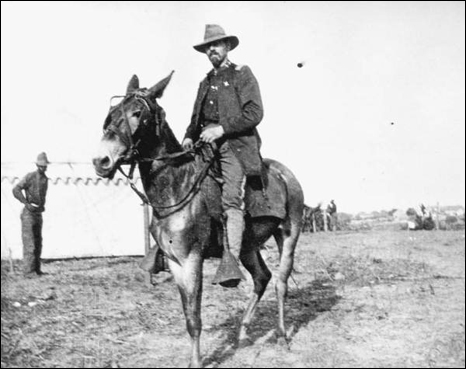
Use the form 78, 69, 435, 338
148, 71, 174, 99
126, 75, 140, 94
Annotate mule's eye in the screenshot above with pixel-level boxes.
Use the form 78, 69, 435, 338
133, 111, 141, 118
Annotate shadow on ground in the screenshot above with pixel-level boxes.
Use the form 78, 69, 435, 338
203, 279, 340, 367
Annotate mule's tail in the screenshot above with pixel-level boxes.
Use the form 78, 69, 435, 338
265, 158, 304, 342
265, 158, 304, 255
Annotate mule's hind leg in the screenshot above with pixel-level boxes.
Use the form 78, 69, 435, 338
237, 248, 271, 347
273, 221, 300, 347
169, 253, 204, 368
237, 218, 278, 347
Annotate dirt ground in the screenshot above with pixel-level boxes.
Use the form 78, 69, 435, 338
1, 230, 465, 368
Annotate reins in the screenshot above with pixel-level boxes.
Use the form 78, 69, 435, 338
106, 92, 217, 214
108, 93, 215, 213
118, 140, 216, 214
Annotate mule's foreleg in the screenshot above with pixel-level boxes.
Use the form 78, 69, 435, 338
237, 249, 271, 347
170, 254, 203, 368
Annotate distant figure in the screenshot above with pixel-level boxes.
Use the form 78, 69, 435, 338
420, 204, 427, 216
327, 200, 338, 231
406, 204, 435, 231
12, 152, 50, 277
420, 204, 435, 230
302, 205, 313, 232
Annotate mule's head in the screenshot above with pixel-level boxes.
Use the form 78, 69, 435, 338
93, 72, 174, 178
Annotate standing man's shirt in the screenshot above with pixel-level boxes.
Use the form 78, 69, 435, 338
12, 171, 48, 212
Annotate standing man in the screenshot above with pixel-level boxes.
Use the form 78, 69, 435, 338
182, 24, 264, 287
327, 200, 338, 231
12, 152, 50, 277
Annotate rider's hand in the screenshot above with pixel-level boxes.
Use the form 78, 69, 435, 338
182, 138, 194, 151
200, 124, 224, 143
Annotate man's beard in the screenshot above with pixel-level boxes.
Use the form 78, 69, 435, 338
208, 53, 224, 67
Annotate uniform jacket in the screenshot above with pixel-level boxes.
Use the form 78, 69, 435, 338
184, 62, 264, 176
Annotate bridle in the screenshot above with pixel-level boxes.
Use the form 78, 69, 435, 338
104, 91, 161, 165
103, 92, 165, 204
103, 91, 216, 213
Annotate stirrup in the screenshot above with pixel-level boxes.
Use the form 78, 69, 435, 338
212, 250, 245, 288
139, 246, 169, 274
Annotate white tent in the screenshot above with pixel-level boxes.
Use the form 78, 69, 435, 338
1, 163, 148, 260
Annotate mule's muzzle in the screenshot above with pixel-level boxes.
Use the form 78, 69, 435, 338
93, 155, 116, 178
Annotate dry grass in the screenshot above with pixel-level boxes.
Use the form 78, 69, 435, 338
2, 230, 465, 368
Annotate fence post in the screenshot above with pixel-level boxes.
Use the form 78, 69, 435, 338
323, 209, 328, 232
143, 203, 151, 285
8, 247, 14, 274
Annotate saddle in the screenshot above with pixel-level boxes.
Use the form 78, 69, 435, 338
139, 146, 287, 273
203, 159, 287, 222
197, 142, 287, 221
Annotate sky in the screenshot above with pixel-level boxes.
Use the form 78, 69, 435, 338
1, 1, 465, 213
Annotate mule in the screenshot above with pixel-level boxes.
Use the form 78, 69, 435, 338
92, 72, 304, 368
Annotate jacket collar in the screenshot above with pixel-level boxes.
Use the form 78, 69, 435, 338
207, 59, 233, 77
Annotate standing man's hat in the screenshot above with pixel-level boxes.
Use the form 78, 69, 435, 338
193, 24, 239, 53
36, 152, 50, 166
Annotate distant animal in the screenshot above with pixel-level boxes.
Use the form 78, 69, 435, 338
302, 203, 326, 232
302, 204, 313, 232
406, 204, 435, 230
92, 73, 304, 368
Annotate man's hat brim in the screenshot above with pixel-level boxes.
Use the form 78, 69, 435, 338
193, 35, 239, 53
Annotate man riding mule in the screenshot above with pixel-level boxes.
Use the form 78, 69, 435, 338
181, 24, 264, 288
93, 53, 304, 368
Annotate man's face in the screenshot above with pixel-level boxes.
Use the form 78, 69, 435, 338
37, 165, 47, 174
205, 40, 229, 68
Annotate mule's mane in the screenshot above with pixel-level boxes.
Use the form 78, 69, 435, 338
127, 95, 184, 162
158, 116, 183, 154
135, 96, 218, 218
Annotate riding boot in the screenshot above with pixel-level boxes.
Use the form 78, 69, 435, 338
212, 209, 246, 288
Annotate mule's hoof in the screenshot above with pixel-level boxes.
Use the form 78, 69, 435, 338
188, 359, 202, 368
238, 336, 253, 349
277, 336, 289, 349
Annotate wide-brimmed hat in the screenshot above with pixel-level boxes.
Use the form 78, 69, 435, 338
193, 24, 239, 53
36, 152, 50, 166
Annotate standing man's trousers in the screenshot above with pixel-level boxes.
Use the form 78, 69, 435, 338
21, 208, 43, 274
